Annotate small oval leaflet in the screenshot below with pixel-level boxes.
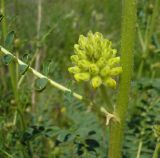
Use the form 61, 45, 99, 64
2, 54, 13, 65
35, 77, 48, 92
19, 64, 29, 75
5, 31, 15, 49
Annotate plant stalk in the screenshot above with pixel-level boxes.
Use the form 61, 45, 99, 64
108, 0, 137, 158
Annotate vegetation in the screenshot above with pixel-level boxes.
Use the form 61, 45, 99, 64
0, 0, 160, 158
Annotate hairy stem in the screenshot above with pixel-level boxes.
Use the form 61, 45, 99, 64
108, 0, 137, 158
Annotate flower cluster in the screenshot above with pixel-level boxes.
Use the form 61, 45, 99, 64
68, 31, 122, 89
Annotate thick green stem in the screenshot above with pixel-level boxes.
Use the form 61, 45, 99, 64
108, 0, 137, 158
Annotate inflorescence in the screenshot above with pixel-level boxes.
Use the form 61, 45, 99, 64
68, 31, 122, 89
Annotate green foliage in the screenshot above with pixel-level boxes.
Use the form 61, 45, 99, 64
124, 78, 160, 158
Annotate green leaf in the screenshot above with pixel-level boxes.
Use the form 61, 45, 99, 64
57, 130, 69, 142
44, 126, 61, 137
19, 64, 29, 75
5, 31, 15, 49
35, 78, 48, 92
2, 54, 13, 65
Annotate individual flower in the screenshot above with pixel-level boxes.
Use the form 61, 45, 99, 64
68, 31, 122, 89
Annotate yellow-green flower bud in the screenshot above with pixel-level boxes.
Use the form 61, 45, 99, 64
70, 55, 79, 63
104, 77, 116, 89
93, 50, 101, 59
110, 67, 122, 76
74, 73, 90, 81
74, 44, 80, 53
111, 49, 117, 56
96, 57, 106, 68
103, 49, 111, 59
68, 66, 81, 74
87, 31, 94, 41
108, 57, 120, 66
100, 66, 110, 77
78, 35, 87, 48
89, 64, 99, 75
91, 76, 102, 88
77, 51, 87, 59
78, 60, 90, 70
85, 45, 94, 57
104, 39, 111, 48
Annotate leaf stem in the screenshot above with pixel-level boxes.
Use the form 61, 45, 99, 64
108, 0, 137, 158
0, 45, 83, 100
136, 141, 143, 158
